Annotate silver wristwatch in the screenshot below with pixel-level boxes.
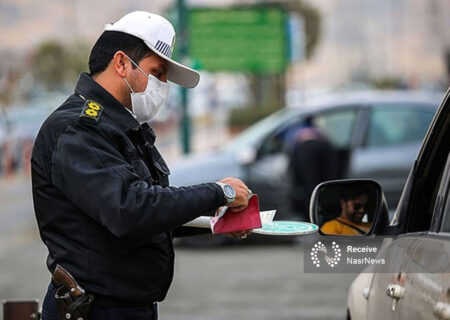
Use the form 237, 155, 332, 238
215, 182, 236, 204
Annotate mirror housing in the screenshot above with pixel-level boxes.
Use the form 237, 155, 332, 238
309, 179, 388, 236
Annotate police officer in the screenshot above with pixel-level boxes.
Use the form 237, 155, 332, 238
32, 11, 251, 320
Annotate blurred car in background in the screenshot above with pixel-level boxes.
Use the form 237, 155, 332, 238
4, 100, 59, 173
170, 91, 441, 222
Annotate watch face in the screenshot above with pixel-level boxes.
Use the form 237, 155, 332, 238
223, 184, 236, 198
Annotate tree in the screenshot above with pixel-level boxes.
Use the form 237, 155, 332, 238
31, 40, 67, 90
288, 0, 321, 60
31, 40, 90, 90
250, 1, 321, 109
66, 41, 90, 85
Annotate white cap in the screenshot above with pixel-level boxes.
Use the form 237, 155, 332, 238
105, 11, 200, 88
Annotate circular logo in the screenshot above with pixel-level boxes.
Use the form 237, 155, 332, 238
310, 241, 341, 268
254, 221, 318, 236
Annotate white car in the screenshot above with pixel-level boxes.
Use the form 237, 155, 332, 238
310, 87, 450, 319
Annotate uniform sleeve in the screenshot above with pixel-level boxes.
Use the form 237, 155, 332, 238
172, 226, 212, 237
51, 121, 226, 238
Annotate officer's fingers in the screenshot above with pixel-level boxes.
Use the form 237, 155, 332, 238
232, 202, 247, 210
228, 194, 248, 208
233, 182, 248, 194
240, 187, 251, 200
224, 232, 241, 239
239, 181, 249, 191
236, 181, 249, 193
234, 183, 251, 199
239, 230, 251, 236
230, 204, 246, 212
236, 183, 250, 195
235, 188, 249, 200
236, 230, 250, 239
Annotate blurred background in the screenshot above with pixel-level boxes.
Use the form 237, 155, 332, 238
1, 0, 450, 319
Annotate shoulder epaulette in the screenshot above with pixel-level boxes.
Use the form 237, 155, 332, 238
80, 100, 103, 122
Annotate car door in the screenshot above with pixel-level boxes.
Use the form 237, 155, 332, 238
314, 107, 363, 177
365, 167, 449, 320
349, 103, 436, 210
365, 94, 450, 320
393, 151, 450, 320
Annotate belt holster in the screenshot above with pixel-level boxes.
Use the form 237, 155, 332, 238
54, 286, 94, 320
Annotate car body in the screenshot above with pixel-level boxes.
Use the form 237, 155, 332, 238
344, 88, 450, 319
5, 102, 57, 172
170, 90, 440, 219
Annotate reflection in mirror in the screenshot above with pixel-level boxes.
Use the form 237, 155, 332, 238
315, 182, 379, 236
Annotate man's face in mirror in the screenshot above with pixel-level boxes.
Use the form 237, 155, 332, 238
340, 194, 368, 223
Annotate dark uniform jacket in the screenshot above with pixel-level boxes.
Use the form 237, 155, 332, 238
31, 73, 226, 305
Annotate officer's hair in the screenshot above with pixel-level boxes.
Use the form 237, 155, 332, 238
89, 31, 153, 76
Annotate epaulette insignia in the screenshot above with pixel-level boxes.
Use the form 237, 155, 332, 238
80, 100, 103, 122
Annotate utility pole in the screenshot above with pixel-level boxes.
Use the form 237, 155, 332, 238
177, 0, 191, 154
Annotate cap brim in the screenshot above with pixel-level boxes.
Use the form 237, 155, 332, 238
145, 41, 200, 88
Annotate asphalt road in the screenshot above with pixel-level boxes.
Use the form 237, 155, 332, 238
0, 175, 356, 320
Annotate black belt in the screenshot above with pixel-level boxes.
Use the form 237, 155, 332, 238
94, 294, 156, 308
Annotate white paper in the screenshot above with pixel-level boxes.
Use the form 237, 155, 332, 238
183, 210, 277, 231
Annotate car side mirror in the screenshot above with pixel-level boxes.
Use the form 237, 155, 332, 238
309, 179, 387, 236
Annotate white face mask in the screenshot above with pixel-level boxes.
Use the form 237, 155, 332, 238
123, 55, 169, 123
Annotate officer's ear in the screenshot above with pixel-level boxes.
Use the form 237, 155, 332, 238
112, 51, 128, 78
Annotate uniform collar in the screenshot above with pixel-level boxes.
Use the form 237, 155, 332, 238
139, 123, 156, 147
74, 72, 140, 132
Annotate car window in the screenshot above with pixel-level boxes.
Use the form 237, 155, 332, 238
440, 186, 450, 232
365, 105, 434, 148
225, 108, 300, 151
258, 118, 304, 155
314, 109, 358, 148
258, 108, 358, 156
405, 101, 449, 233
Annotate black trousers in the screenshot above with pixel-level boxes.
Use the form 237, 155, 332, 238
41, 283, 158, 320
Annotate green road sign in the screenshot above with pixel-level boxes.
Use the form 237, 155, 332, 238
188, 7, 287, 73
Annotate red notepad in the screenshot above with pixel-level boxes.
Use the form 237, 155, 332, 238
210, 194, 262, 234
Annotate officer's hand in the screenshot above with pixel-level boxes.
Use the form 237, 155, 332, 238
224, 230, 252, 240
219, 177, 250, 211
